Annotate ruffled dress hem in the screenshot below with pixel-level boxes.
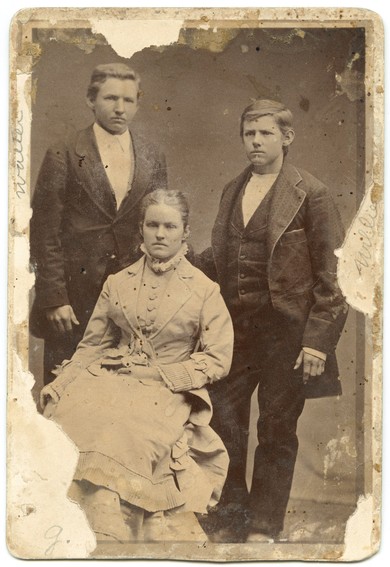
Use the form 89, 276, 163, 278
74, 450, 187, 513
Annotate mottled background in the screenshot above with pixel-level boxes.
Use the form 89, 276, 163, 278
29, 24, 366, 542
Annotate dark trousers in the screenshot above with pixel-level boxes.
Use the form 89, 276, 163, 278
43, 326, 84, 385
42, 296, 96, 385
209, 304, 305, 538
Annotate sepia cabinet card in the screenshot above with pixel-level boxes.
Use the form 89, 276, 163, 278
7, 7, 383, 562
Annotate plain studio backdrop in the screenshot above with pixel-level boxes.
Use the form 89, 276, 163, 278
28, 24, 365, 541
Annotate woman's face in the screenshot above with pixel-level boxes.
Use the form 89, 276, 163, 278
142, 203, 189, 261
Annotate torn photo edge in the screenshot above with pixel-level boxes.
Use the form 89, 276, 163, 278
7, 6, 384, 561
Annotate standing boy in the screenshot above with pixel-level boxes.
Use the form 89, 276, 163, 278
198, 99, 348, 542
30, 63, 167, 384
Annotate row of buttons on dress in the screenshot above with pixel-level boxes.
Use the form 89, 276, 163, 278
143, 281, 160, 336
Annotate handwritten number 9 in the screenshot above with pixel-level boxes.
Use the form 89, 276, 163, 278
44, 525, 63, 556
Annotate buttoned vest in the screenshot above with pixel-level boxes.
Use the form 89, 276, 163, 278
224, 181, 276, 315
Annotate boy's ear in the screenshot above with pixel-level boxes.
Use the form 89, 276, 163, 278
282, 128, 295, 147
86, 96, 95, 111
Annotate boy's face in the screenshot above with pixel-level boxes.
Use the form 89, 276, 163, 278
242, 115, 294, 174
87, 77, 138, 135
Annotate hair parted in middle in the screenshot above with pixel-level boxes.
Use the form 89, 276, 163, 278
140, 189, 190, 229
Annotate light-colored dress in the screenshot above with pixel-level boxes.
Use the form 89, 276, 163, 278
42, 255, 234, 538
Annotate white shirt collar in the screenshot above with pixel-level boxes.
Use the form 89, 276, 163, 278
93, 122, 131, 152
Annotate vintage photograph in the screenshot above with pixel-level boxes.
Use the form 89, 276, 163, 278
7, 7, 383, 561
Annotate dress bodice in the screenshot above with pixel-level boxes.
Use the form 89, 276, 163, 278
136, 263, 174, 338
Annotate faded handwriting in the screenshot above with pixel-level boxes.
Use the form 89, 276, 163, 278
14, 110, 26, 198
354, 202, 377, 276
44, 525, 63, 557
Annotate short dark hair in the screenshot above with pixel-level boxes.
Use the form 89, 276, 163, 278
86, 63, 140, 102
140, 189, 190, 228
240, 99, 294, 155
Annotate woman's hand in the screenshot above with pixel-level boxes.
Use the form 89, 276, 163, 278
40, 388, 57, 418
40, 384, 60, 412
44, 398, 57, 419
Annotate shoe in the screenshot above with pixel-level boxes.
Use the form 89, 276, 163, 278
209, 527, 247, 544
246, 531, 275, 543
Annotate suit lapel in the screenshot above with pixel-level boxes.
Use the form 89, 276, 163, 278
116, 132, 152, 219
212, 166, 252, 275
74, 126, 117, 219
267, 163, 307, 257
150, 259, 193, 339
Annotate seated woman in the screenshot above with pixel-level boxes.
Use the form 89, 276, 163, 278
40, 189, 234, 544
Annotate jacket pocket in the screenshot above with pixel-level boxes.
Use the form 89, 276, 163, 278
271, 234, 314, 294
279, 228, 306, 245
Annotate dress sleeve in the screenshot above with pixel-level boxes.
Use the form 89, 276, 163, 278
151, 150, 168, 190
41, 276, 120, 405
157, 281, 234, 392
193, 247, 218, 282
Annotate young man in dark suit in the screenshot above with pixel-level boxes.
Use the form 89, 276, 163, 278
30, 63, 167, 384
197, 99, 348, 542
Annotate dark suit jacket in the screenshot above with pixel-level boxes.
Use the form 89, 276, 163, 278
198, 162, 348, 398
30, 125, 167, 338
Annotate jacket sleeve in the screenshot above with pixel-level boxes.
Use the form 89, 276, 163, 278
193, 247, 219, 282
30, 143, 70, 309
302, 183, 349, 353
157, 281, 234, 392
40, 276, 120, 405
151, 150, 168, 190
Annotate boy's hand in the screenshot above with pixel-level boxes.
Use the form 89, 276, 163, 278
294, 350, 325, 383
46, 305, 79, 333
